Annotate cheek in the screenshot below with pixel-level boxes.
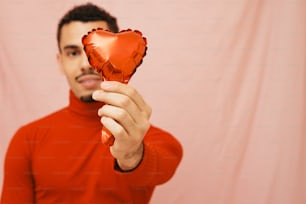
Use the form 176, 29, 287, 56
61, 60, 79, 77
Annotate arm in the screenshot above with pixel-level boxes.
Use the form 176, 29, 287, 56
1, 128, 35, 203
114, 125, 183, 187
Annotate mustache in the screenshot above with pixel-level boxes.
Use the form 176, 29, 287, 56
75, 68, 100, 81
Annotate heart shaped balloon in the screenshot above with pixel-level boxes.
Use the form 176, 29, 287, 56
82, 28, 147, 146
82, 28, 147, 83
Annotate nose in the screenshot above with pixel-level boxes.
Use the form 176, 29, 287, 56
81, 51, 91, 71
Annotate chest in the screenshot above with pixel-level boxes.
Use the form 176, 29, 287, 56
30, 126, 119, 194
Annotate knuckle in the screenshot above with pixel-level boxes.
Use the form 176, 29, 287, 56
139, 120, 150, 135
119, 97, 131, 107
126, 87, 137, 97
146, 106, 152, 118
114, 126, 125, 136
117, 110, 128, 120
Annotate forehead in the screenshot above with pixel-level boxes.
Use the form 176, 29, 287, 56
59, 21, 109, 48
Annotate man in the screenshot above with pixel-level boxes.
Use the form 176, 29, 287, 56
1, 3, 182, 204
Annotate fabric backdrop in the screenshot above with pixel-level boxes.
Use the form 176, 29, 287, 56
1, 0, 305, 203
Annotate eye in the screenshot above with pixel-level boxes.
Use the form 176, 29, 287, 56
66, 50, 81, 57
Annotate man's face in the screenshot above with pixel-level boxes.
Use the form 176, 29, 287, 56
57, 21, 109, 102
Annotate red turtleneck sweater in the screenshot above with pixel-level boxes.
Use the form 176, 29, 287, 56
1, 91, 182, 204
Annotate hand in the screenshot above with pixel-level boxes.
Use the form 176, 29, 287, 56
92, 81, 152, 170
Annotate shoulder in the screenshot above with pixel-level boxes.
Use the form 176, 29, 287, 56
15, 107, 68, 136
7, 107, 68, 152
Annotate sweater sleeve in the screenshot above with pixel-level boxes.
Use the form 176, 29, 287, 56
114, 125, 183, 187
1, 127, 35, 204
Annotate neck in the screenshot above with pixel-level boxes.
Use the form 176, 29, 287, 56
68, 90, 104, 118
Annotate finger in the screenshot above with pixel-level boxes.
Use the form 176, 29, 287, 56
95, 90, 147, 124
98, 104, 136, 135
102, 116, 142, 153
100, 81, 152, 118
98, 105, 149, 146
101, 116, 127, 141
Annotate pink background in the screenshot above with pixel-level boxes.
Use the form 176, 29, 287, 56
1, 0, 305, 203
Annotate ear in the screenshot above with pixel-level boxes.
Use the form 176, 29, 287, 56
56, 53, 65, 75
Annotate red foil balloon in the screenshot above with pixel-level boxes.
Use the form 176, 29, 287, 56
82, 28, 147, 146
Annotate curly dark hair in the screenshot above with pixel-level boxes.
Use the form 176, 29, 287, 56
57, 2, 119, 50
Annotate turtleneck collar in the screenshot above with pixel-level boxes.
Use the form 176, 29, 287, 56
68, 90, 104, 118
